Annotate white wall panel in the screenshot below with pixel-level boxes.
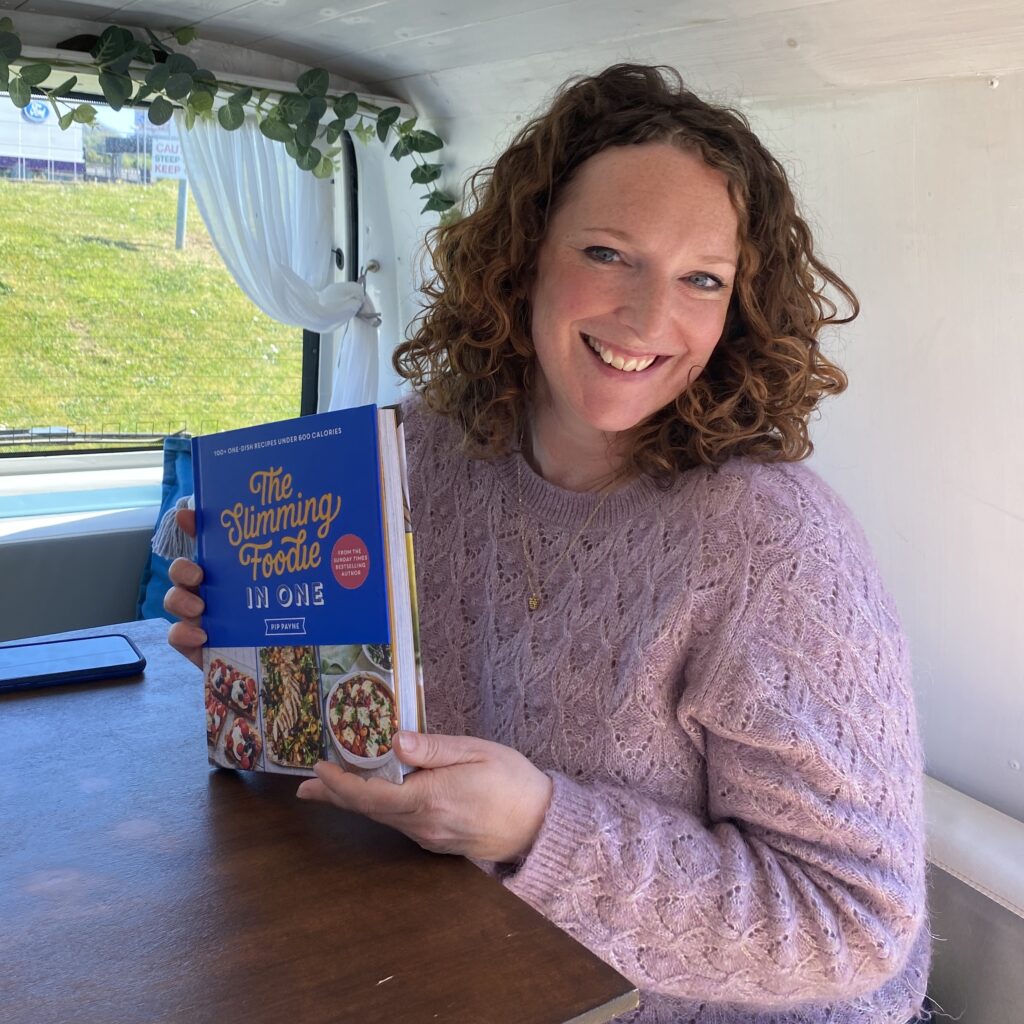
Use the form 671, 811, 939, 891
743, 75, 1024, 820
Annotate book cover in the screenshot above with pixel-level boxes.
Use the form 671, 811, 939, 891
193, 405, 421, 783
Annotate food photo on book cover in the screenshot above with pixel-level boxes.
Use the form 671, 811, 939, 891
204, 642, 402, 782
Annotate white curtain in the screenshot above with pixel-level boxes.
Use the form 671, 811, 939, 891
176, 114, 378, 408
327, 290, 380, 410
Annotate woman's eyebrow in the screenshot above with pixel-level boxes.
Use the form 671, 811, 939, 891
581, 227, 736, 267
581, 225, 633, 241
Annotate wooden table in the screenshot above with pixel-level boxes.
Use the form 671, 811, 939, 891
0, 619, 638, 1024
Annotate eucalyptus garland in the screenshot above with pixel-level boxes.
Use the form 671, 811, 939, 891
0, 19, 455, 215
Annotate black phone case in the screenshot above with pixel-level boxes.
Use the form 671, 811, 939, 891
0, 634, 147, 693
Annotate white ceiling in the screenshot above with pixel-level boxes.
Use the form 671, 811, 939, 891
6, 0, 1024, 121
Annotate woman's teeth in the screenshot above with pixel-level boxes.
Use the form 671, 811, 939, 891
583, 334, 656, 373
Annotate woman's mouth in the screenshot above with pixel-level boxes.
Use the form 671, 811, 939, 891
582, 333, 661, 373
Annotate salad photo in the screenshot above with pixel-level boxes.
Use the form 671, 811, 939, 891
259, 646, 324, 768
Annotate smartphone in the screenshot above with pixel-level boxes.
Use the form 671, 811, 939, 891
0, 634, 147, 693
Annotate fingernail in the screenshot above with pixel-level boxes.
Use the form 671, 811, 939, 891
398, 730, 417, 753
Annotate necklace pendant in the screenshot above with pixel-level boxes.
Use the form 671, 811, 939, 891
528, 593, 540, 612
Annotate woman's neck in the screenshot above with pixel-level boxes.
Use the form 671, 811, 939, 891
526, 401, 629, 494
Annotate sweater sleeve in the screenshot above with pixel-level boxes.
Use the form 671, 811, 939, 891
502, 470, 928, 1007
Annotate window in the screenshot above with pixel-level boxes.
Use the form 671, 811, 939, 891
0, 94, 322, 457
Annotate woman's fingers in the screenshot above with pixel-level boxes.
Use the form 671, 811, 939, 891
166, 556, 205, 669
167, 619, 205, 669
164, 581, 204, 619
175, 506, 196, 538
298, 764, 415, 820
168, 556, 203, 589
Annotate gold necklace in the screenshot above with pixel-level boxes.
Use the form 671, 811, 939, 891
516, 458, 614, 612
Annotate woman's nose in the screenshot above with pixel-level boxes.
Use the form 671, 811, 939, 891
617, 273, 674, 343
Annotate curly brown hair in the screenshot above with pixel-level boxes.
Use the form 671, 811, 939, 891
393, 63, 855, 480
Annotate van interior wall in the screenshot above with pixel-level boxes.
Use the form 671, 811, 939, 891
414, 72, 1024, 824
743, 74, 1024, 825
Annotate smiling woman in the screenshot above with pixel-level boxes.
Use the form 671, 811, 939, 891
528, 144, 739, 478
395, 64, 854, 491
167, 63, 930, 1024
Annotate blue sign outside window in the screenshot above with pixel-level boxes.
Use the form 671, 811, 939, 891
21, 100, 50, 125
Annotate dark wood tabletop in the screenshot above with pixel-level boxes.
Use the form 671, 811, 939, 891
0, 619, 638, 1024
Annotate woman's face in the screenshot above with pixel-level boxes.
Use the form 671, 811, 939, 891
529, 142, 740, 440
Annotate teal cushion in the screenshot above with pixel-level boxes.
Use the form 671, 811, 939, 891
136, 436, 193, 621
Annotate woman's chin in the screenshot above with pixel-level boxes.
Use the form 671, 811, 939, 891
578, 406, 658, 437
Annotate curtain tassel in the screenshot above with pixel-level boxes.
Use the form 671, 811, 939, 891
152, 494, 197, 562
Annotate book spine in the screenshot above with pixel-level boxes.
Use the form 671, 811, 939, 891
404, 531, 426, 734
190, 436, 207, 623
394, 411, 426, 734
377, 407, 422, 749
376, 416, 402, 736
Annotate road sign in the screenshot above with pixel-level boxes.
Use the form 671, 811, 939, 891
152, 137, 186, 180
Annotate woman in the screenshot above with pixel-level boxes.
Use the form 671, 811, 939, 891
167, 65, 930, 1023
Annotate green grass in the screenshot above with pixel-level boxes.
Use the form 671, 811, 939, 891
0, 178, 303, 452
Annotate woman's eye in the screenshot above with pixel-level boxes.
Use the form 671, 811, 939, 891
583, 246, 620, 264
687, 272, 726, 291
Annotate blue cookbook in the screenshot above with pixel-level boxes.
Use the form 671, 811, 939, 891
192, 405, 423, 783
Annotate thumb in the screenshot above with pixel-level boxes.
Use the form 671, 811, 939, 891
393, 731, 483, 769
176, 506, 197, 538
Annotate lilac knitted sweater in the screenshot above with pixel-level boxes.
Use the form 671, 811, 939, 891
403, 401, 930, 1024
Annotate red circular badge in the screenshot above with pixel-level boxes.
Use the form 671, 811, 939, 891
331, 534, 370, 589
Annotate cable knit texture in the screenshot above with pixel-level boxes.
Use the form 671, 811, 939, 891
403, 400, 930, 1024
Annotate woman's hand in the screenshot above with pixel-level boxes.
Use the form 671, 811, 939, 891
163, 507, 207, 669
297, 731, 554, 864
